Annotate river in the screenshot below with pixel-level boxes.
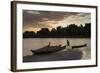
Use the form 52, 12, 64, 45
23, 38, 91, 60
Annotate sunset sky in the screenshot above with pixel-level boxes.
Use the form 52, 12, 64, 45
23, 10, 91, 32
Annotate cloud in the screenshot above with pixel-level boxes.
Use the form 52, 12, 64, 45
23, 10, 77, 27
26, 10, 40, 15
23, 10, 91, 31
58, 13, 91, 26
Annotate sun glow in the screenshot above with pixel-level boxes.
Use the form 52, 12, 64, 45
24, 27, 41, 33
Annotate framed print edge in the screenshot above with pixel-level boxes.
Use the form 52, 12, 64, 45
11, 1, 98, 72
11, 1, 17, 72
96, 6, 98, 67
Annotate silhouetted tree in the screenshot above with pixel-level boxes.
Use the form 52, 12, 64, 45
37, 28, 50, 37
23, 31, 35, 38
23, 23, 91, 38
84, 23, 91, 37
50, 28, 56, 36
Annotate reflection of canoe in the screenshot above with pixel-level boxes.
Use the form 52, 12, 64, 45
31, 44, 87, 55
31, 45, 66, 54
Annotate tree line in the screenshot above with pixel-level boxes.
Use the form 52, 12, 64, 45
23, 23, 91, 38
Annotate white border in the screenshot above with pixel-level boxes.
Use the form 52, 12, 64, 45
16, 3, 96, 69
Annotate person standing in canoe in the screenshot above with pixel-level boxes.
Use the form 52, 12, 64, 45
60, 40, 71, 52
61, 40, 71, 52
48, 42, 51, 47
67, 40, 70, 46
66, 40, 72, 50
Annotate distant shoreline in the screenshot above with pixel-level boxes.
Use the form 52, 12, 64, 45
23, 23, 91, 38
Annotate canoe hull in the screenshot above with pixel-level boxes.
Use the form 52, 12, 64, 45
31, 44, 87, 55
31, 46, 66, 55
72, 44, 87, 48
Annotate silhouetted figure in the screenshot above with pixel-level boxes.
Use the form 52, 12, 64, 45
67, 40, 70, 46
59, 44, 61, 47
48, 42, 51, 47
66, 40, 72, 50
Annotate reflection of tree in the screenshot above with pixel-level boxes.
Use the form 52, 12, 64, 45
23, 23, 91, 38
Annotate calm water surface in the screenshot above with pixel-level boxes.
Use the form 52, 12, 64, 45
23, 38, 91, 59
